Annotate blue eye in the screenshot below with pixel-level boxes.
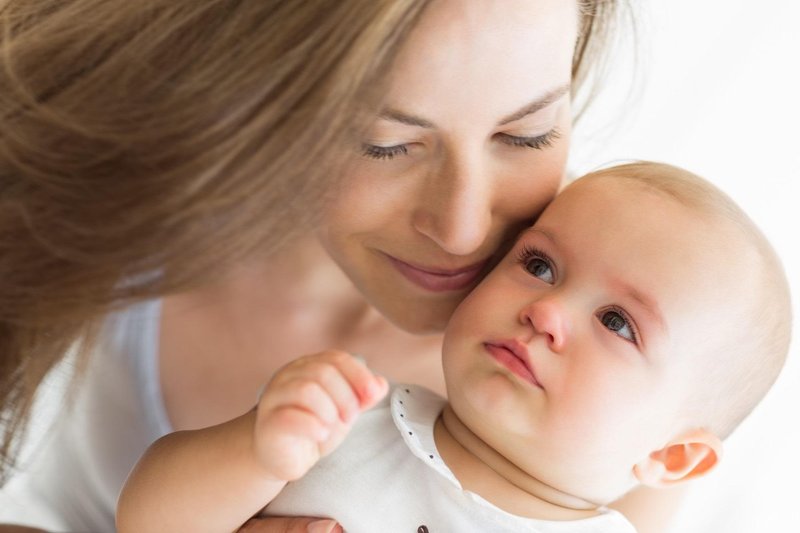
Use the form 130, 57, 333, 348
362, 143, 409, 160
517, 246, 555, 284
497, 128, 561, 150
598, 308, 638, 344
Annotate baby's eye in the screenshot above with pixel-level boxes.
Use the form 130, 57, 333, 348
598, 309, 637, 344
525, 257, 553, 282
517, 246, 555, 284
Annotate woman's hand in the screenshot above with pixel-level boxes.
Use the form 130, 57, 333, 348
238, 516, 342, 533
254, 350, 388, 482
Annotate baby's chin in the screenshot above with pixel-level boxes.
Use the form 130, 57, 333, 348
512, 452, 644, 510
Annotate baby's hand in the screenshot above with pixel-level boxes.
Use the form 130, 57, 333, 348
253, 350, 388, 482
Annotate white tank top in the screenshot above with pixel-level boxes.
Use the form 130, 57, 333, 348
0, 300, 170, 532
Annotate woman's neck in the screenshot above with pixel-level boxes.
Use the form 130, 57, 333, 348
220, 237, 372, 332
164, 236, 446, 393
434, 404, 601, 521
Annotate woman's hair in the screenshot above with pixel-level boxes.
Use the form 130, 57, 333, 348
0, 0, 625, 480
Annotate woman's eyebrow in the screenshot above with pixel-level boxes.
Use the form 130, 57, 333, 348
497, 84, 571, 126
377, 83, 570, 130
377, 109, 435, 128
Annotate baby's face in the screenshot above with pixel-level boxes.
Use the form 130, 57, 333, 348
442, 176, 747, 502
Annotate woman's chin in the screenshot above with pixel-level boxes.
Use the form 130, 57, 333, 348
375, 296, 460, 335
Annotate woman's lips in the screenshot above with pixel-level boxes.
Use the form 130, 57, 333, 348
484, 342, 543, 389
386, 255, 488, 292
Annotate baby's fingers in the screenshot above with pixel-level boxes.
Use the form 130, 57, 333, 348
255, 407, 328, 480
320, 351, 389, 413
266, 350, 388, 425
284, 351, 380, 424
262, 380, 340, 427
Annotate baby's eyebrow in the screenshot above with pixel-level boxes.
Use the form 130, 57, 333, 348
521, 227, 557, 244
612, 280, 667, 335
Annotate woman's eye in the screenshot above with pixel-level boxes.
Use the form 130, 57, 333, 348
497, 128, 561, 150
517, 246, 555, 284
598, 309, 637, 344
362, 143, 409, 160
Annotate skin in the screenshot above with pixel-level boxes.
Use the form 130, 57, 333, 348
151, 2, 587, 529
118, 351, 387, 532
119, 174, 733, 532
439, 176, 736, 514
0, 1, 697, 532
149, 2, 684, 531
160, 0, 574, 435
316, 0, 575, 333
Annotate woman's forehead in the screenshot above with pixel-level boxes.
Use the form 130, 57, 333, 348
383, 0, 578, 123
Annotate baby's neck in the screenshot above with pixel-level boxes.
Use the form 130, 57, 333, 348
433, 404, 601, 521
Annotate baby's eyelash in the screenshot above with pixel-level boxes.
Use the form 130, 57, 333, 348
598, 306, 641, 345
516, 244, 556, 284
516, 245, 552, 268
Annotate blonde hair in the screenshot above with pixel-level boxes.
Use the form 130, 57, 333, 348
583, 162, 792, 439
0, 0, 625, 480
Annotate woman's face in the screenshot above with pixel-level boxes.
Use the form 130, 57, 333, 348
317, 0, 578, 333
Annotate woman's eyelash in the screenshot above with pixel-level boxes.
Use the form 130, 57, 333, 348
363, 127, 561, 159
362, 144, 408, 160
498, 127, 561, 150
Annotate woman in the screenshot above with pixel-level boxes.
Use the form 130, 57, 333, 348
0, 1, 670, 531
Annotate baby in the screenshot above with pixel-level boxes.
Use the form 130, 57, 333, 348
117, 162, 792, 532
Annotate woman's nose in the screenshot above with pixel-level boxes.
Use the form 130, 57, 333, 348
411, 152, 493, 256
519, 297, 568, 352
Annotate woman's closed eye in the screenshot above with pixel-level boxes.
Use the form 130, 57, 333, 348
496, 127, 561, 150
362, 143, 409, 160
362, 126, 562, 160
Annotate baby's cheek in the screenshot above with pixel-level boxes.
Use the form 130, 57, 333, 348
443, 299, 483, 342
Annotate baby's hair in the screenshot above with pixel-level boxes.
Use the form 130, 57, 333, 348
581, 162, 792, 440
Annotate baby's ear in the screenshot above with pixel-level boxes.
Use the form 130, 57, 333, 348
633, 429, 722, 488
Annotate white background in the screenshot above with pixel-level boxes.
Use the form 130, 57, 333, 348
571, 1, 799, 531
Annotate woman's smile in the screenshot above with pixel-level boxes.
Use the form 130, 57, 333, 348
384, 253, 490, 293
